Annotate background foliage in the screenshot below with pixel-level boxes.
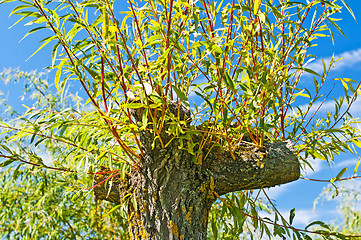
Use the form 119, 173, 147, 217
0, 0, 361, 239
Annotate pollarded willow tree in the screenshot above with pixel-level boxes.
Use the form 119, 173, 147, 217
1, 0, 361, 239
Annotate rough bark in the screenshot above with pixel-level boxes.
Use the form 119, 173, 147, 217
93, 101, 300, 239
205, 140, 300, 195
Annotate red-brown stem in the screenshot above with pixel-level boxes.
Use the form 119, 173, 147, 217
0, 154, 76, 173
282, 3, 328, 119
186, 55, 212, 84
282, 0, 315, 66
301, 176, 361, 182
8, 8, 136, 160
222, 0, 235, 98
116, 31, 160, 146
27, 108, 79, 119
32, 0, 148, 164
199, 0, 221, 88
66, 0, 122, 87
201, 0, 214, 38
166, 1, 190, 102
257, 16, 266, 69
247, 1, 258, 81
105, 0, 128, 95
278, 0, 286, 139
262, 189, 293, 228
128, 0, 153, 87
0, 154, 135, 175
85, 171, 121, 190
295, 82, 332, 144
164, 0, 174, 98
298, 79, 361, 153
33, 0, 104, 119
230, 8, 250, 80
101, 56, 108, 113
118, 32, 144, 89
329, 80, 361, 129
1, 124, 88, 151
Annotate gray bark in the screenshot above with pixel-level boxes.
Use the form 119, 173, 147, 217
206, 140, 300, 195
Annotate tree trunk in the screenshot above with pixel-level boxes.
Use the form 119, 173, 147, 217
128, 148, 213, 239
93, 102, 300, 239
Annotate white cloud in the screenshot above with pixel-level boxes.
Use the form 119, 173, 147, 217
334, 158, 359, 169
306, 48, 361, 74
258, 207, 341, 228
348, 97, 361, 117
258, 207, 340, 228
262, 184, 291, 199
189, 76, 208, 98
301, 158, 324, 176
315, 180, 361, 211
288, 209, 320, 226
38, 151, 55, 166
297, 99, 336, 115
295, 93, 361, 123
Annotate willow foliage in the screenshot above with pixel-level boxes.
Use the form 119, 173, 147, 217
0, 0, 361, 239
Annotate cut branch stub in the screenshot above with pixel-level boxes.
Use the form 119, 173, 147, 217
93, 166, 130, 204
204, 140, 300, 196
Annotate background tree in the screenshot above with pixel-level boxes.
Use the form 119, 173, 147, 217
1, 0, 361, 239
311, 178, 361, 239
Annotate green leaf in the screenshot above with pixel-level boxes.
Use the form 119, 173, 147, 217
172, 85, 189, 107
326, 17, 346, 38
26, 36, 57, 62
211, 44, 223, 54
223, 72, 236, 93
0, 144, 13, 153
294, 67, 320, 77
0, 158, 16, 167
210, 218, 218, 240
54, 61, 64, 92
147, 34, 163, 44
103, 204, 122, 218
18, 26, 46, 42
305, 220, 331, 230
335, 167, 347, 181
340, 0, 356, 22
123, 103, 144, 109
293, 90, 310, 98
352, 139, 361, 148
289, 208, 295, 225
354, 158, 360, 175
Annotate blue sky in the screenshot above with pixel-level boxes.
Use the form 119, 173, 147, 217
1, 0, 361, 232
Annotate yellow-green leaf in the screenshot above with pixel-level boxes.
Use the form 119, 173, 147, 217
335, 167, 347, 181
353, 140, 361, 148
108, 26, 118, 33
354, 158, 360, 175
254, 0, 261, 15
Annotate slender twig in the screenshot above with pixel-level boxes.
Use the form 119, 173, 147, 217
85, 171, 121, 190
301, 176, 361, 182
101, 56, 108, 113
262, 189, 292, 228
128, 0, 153, 87
296, 84, 334, 145
0, 154, 76, 173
